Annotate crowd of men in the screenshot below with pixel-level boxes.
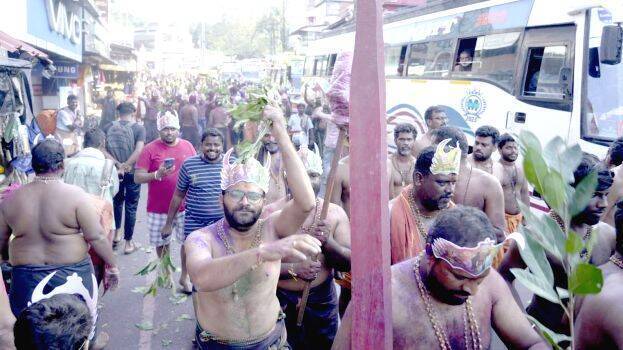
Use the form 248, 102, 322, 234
1, 73, 623, 350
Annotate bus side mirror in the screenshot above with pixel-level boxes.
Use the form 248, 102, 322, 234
600, 25, 622, 65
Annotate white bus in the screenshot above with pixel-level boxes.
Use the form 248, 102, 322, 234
302, 0, 623, 157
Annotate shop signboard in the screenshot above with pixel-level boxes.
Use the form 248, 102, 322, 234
26, 0, 82, 62
54, 61, 80, 79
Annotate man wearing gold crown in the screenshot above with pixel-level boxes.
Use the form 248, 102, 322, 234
185, 106, 322, 349
389, 140, 459, 265
261, 144, 351, 349
432, 126, 506, 241
334, 206, 549, 350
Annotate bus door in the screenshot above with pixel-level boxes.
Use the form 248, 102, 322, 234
510, 25, 575, 140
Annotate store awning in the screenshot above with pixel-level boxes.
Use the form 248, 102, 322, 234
0, 30, 49, 59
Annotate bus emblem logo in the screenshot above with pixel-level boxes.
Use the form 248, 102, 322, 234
461, 89, 487, 122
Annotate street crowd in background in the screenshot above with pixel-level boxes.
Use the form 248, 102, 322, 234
1, 70, 623, 350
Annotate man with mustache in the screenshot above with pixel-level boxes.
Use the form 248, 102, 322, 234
161, 128, 230, 293
185, 106, 321, 349
389, 141, 458, 264
432, 126, 506, 240
467, 125, 499, 174
492, 134, 530, 234
412, 106, 447, 157
334, 206, 548, 350
262, 145, 351, 349
134, 112, 196, 258
500, 154, 615, 335
388, 123, 418, 200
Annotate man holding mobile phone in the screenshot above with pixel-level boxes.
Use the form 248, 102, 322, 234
135, 111, 196, 259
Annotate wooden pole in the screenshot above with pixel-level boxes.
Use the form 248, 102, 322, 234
350, 0, 392, 348
297, 129, 347, 326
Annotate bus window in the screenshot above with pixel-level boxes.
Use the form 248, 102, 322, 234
522, 46, 567, 100
406, 40, 453, 77
385, 45, 407, 77
314, 56, 327, 76
472, 32, 521, 91
327, 54, 337, 76
454, 38, 477, 72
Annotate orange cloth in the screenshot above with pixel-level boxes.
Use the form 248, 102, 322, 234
390, 186, 423, 265
505, 213, 523, 234
389, 186, 454, 265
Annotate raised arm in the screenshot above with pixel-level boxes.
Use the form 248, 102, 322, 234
263, 106, 316, 237
489, 271, 549, 350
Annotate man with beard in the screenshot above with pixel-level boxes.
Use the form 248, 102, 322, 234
388, 124, 418, 200
500, 154, 615, 335
261, 145, 350, 350
257, 130, 287, 205
576, 201, 623, 349
185, 106, 322, 349
492, 134, 529, 234
433, 126, 506, 240
389, 141, 458, 264
0, 140, 119, 349
467, 125, 499, 174
333, 206, 548, 350
162, 129, 231, 293
412, 106, 447, 157
135, 112, 196, 258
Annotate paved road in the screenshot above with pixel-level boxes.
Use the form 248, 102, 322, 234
98, 187, 196, 350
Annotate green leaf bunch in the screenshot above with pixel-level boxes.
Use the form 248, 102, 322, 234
135, 250, 178, 297
512, 131, 604, 350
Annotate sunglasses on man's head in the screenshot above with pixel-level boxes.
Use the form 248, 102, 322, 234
225, 190, 264, 203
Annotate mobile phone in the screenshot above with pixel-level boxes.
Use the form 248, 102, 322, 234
164, 158, 175, 169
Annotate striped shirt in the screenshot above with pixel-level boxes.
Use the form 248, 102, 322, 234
177, 154, 233, 234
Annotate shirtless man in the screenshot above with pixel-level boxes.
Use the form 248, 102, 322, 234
185, 106, 322, 349
467, 125, 499, 174
600, 137, 623, 227
330, 156, 350, 217
390, 143, 458, 264
257, 130, 287, 205
576, 202, 623, 349
263, 145, 350, 349
433, 126, 506, 240
412, 106, 447, 157
500, 154, 615, 335
333, 206, 548, 350
492, 134, 530, 234
0, 140, 118, 348
388, 123, 417, 200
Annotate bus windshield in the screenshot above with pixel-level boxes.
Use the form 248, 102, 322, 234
585, 9, 623, 142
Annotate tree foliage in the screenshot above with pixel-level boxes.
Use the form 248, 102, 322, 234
190, 6, 286, 58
